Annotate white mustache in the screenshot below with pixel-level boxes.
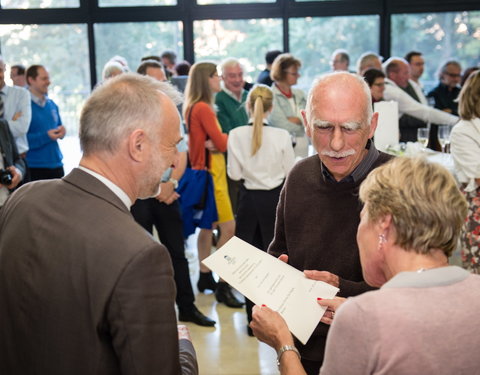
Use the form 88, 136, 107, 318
321, 149, 356, 158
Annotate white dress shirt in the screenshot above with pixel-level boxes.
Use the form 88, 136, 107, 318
383, 78, 458, 126
409, 79, 428, 105
0, 85, 31, 154
227, 124, 295, 190
450, 117, 480, 192
78, 166, 132, 208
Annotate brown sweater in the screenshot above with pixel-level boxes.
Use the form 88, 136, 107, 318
268, 152, 392, 362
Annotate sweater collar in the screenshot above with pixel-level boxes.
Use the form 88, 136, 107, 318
321, 139, 379, 183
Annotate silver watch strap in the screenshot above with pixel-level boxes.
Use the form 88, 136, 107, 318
276, 345, 300, 368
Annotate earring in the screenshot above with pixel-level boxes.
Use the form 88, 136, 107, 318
378, 234, 386, 244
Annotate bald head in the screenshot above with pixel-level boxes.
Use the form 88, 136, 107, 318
306, 72, 373, 127
356, 52, 382, 75
383, 57, 410, 88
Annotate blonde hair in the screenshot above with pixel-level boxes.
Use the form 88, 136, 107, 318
270, 53, 301, 82
458, 70, 480, 120
247, 85, 273, 156
359, 157, 468, 257
182, 62, 217, 121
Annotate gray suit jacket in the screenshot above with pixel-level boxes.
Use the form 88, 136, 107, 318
0, 168, 197, 375
0, 118, 25, 178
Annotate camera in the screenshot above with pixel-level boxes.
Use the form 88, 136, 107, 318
0, 169, 13, 186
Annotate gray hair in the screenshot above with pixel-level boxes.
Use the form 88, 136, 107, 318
102, 61, 124, 80
331, 49, 350, 65
305, 72, 373, 128
438, 60, 462, 80
356, 52, 383, 75
220, 58, 244, 75
80, 73, 182, 155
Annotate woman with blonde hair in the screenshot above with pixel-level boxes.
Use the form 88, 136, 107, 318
451, 70, 480, 274
269, 53, 307, 158
228, 84, 295, 334
251, 157, 479, 374
181, 62, 243, 308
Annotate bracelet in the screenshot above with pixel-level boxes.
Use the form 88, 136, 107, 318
276, 345, 300, 368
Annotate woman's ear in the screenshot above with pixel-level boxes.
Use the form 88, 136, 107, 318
376, 214, 393, 242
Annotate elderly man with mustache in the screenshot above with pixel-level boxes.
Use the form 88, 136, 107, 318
267, 72, 392, 375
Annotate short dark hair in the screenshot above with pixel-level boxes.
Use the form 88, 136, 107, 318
175, 60, 191, 76
11, 64, 26, 75
136, 60, 164, 76
141, 55, 161, 62
363, 68, 385, 87
26, 65, 44, 83
265, 50, 282, 65
160, 50, 177, 64
404, 51, 422, 64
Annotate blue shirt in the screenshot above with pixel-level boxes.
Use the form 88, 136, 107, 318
26, 95, 63, 168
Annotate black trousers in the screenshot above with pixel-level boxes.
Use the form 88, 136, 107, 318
130, 199, 195, 311
235, 183, 283, 324
29, 166, 64, 181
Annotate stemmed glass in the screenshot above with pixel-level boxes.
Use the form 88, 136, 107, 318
417, 128, 429, 150
438, 125, 452, 153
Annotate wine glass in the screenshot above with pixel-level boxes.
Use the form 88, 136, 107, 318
417, 128, 429, 149
438, 125, 452, 153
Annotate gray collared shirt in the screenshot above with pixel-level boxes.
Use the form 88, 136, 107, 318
30, 91, 47, 107
321, 139, 379, 183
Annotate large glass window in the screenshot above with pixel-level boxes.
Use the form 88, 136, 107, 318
0, 0, 79, 8
94, 21, 183, 80
391, 11, 480, 91
198, 0, 273, 4
0, 24, 90, 172
289, 15, 380, 92
99, 0, 176, 6
194, 19, 282, 83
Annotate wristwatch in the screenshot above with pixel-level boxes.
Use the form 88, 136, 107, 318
276, 345, 300, 368
168, 178, 179, 189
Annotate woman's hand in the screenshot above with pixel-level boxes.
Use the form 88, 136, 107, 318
250, 305, 294, 350
317, 297, 346, 325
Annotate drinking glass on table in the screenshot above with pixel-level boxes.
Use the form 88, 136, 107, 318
417, 128, 429, 149
438, 125, 452, 153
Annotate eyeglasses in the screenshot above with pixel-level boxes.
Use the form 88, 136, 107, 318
445, 72, 461, 78
372, 82, 385, 87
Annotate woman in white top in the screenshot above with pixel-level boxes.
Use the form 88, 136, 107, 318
268, 54, 308, 158
228, 84, 295, 333
450, 70, 480, 274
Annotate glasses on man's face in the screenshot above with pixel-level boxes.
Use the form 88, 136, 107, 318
445, 72, 461, 78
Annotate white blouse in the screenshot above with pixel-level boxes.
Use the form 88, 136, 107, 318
450, 117, 480, 192
227, 124, 295, 190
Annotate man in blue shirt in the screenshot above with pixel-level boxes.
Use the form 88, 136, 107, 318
26, 65, 65, 181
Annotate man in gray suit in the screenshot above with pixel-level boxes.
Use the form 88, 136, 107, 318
0, 74, 198, 375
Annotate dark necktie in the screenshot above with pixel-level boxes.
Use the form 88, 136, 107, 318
0, 93, 4, 119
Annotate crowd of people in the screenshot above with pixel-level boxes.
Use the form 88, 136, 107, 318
0, 45, 479, 375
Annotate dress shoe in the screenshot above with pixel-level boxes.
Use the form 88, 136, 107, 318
179, 305, 216, 327
197, 271, 217, 292
215, 282, 244, 308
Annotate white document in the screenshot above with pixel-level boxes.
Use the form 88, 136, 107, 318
202, 236, 339, 344
374, 100, 399, 152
